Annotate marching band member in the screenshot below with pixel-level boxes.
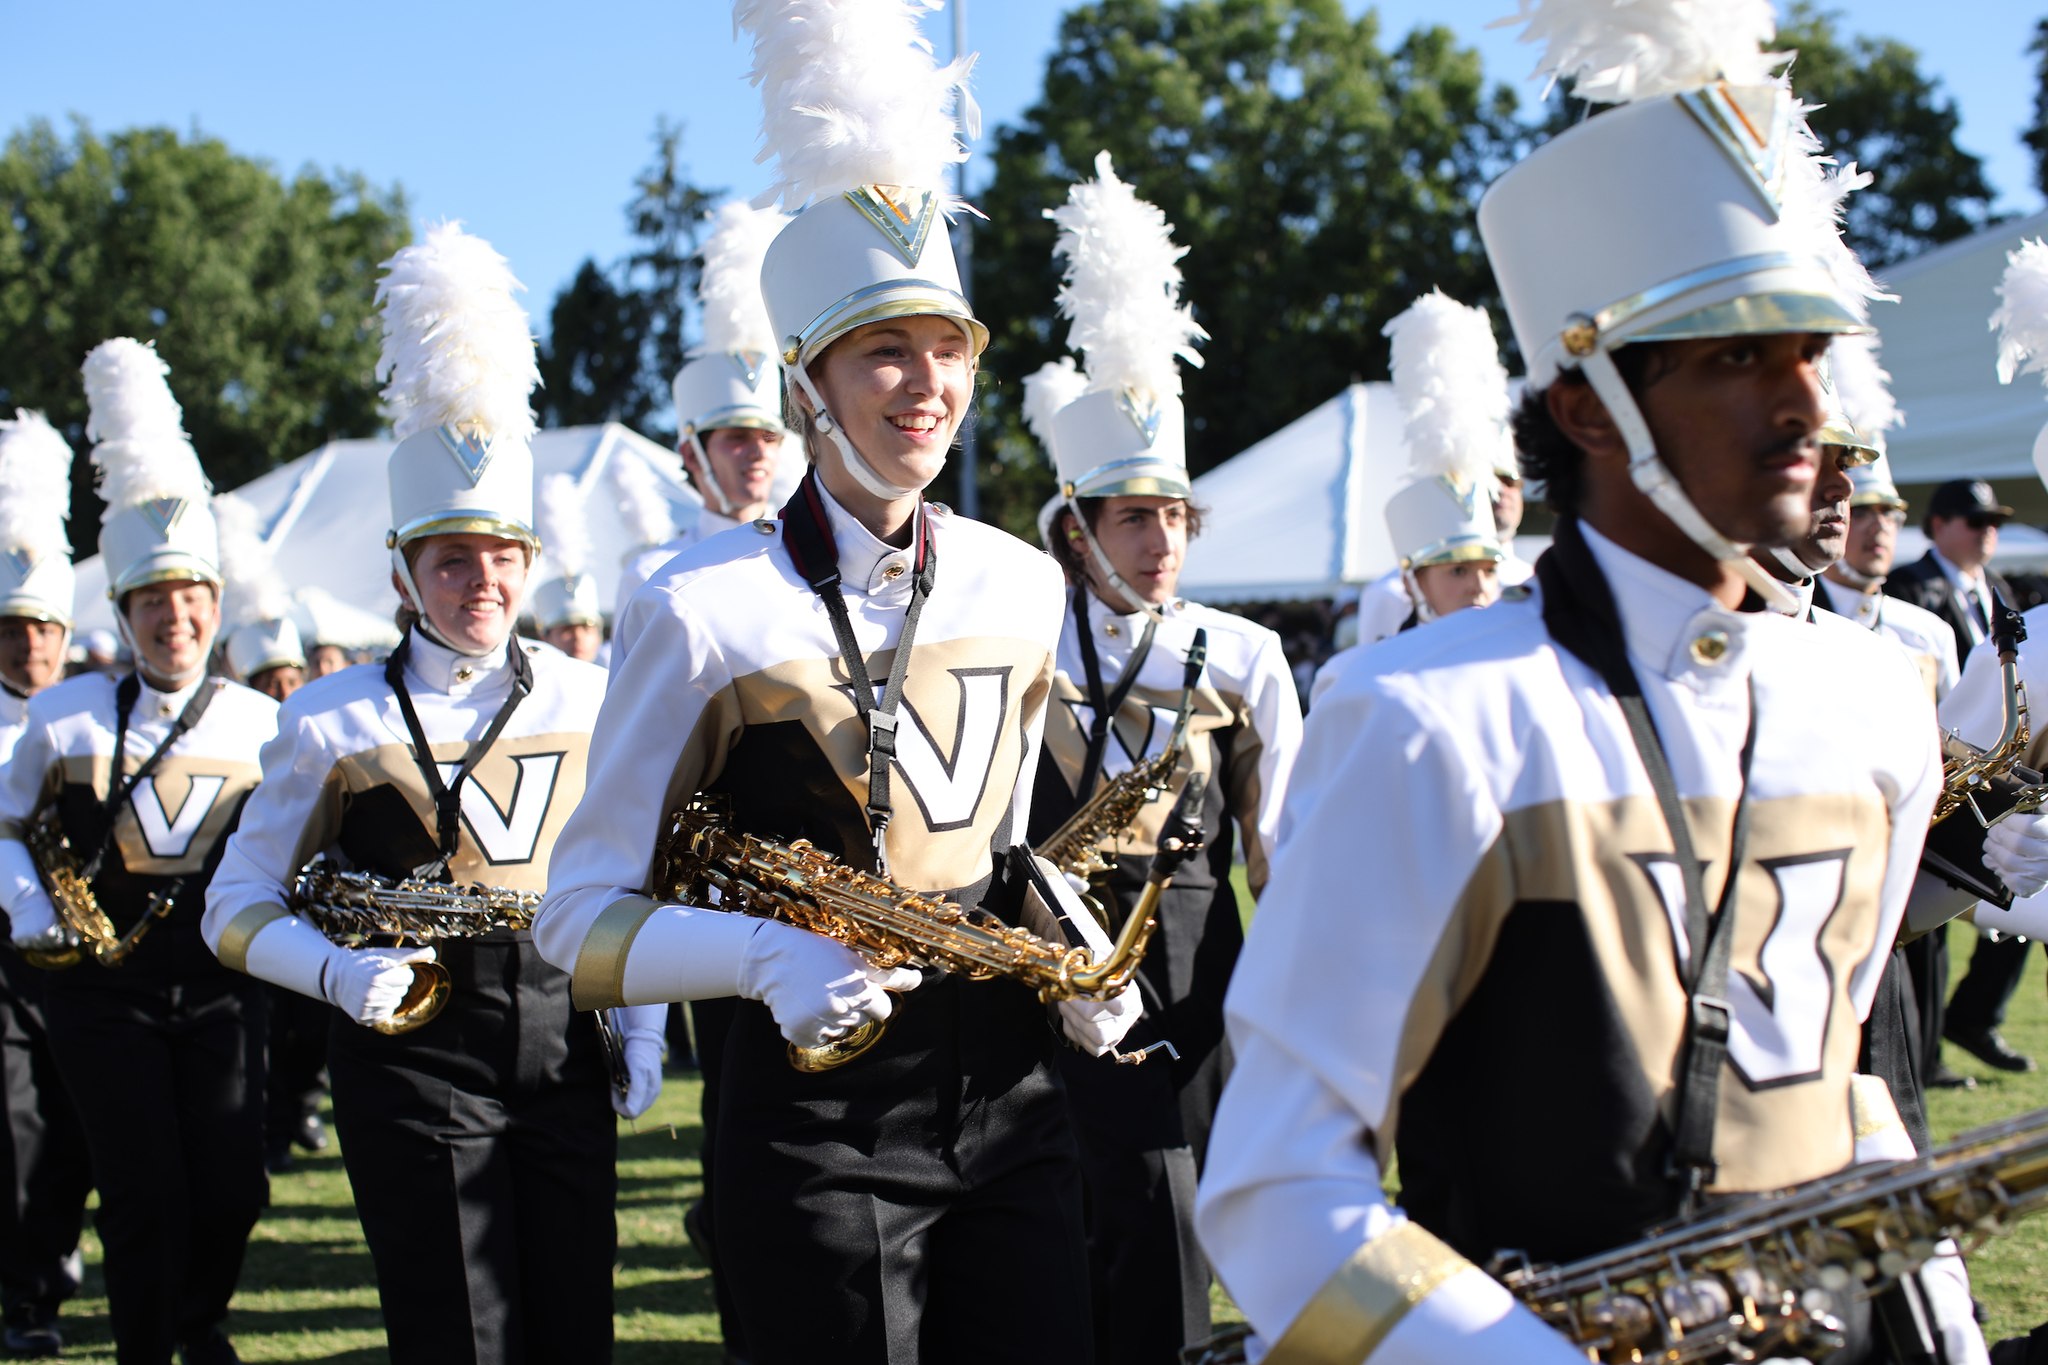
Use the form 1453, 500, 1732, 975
0, 340, 277, 1365
538, 5, 1137, 1360
1195, 4, 1977, 1359
203, 225, 664, 1365
0, 411, 90, 1359
530, 473, 605, 663
1020, 152, 1300, 1362
613, 202, 794, 609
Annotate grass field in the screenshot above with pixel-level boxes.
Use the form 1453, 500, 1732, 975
32, 917, 2048, 1359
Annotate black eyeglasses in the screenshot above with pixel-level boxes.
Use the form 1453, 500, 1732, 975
1966, 514, 2007, 531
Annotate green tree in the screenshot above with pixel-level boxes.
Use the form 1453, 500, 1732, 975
2027, 18, 2048, 198
537, 121, 718, 440
964, 0, 1522, 539
1780, 3, 1997, 267
0, 118, 409, 549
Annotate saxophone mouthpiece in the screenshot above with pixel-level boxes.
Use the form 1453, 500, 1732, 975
1182, 628, 1209, 689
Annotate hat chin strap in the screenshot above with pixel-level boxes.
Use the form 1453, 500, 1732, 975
111, 611, 208, 690
1065, 493, 1167, 626
1763, 546, 1815, 582
789, 367, 920, 503
684, 432, 738, 518
1579, 350, 1799, 614
389, 546, 522, 659
1400, 567, 1436, 626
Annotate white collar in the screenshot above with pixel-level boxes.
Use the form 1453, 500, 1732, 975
813, 478, 927, 599
696, 505, 745, 540
1580, 522, 1757, 694
0, 685, 26, 726
1765, 574, 1816, 620
1081, 586, 1183, 645
130, 670, 211, 722
401, 626, 514, 699
1819, 574, 1883, 629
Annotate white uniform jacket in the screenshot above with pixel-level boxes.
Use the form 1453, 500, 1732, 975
537, 481, 1064, 1012
612, 506, 745, 622
0, 672, 278, 981
1940, 602, 2048, 940
202, 632, 607, 997
1195, 524, 1940, 1360
1817, 576, 1960, 702
0, 685, 28, 767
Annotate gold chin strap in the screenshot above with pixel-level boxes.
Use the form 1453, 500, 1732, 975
1260, 1220, 1471, 1365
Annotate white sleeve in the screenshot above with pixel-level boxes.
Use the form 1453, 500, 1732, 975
1231, 627, 1303, 897
202, 702, 346, 999
1856, 660, 1944, 1011
535, 581, 747, 1006
0, 712, 54, 917
1939, 635, 2010, 745
1009, 649, 1054, 845
1197, 667, 1570, 1354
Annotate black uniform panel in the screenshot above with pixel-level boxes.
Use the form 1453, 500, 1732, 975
0, 952, 90, 1326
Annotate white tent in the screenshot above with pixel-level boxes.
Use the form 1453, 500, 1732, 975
1879, 207, 2048, 486
71, 423, 698, 637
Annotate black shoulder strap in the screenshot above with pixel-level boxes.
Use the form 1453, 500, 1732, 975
1070, 582, 1158, 800
80, 673, 221, 882
383, 632, 534, 880
1537, 519, 1758, 1213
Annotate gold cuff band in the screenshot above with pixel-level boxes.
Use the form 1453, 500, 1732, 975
570, 895, 664, 1011
217, 902, 291, 974
1851, 1073, 1907, 1142
1263, 1220, 1472, 1365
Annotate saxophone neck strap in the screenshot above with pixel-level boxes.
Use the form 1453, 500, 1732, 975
383, 631, 534, 881
780, 471, 937, 879
81, 672, 221, 882
1537, 518, 1759, 1212
1071, 582, 1158, 801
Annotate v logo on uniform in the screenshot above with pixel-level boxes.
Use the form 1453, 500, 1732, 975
434, 753, 565, 865
129, 774, 229, 859
1063, 698, 1182, 777
856, 666, 1012, 833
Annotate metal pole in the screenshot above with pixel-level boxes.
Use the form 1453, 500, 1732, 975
952, 0, 980, 521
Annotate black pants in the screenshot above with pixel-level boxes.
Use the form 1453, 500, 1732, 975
328, 936, 616, 1365
42, 972, 267, 1365
1858, 946, 1930, 1153
0, 953, 90, 1326
1946, 930, 2038, 1040
688, 996, 747, 1356
1902, 929, 1947, 1080
264, 984, 329, 1151
713, 979, 1093, 1365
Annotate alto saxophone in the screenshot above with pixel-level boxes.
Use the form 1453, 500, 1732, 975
19, 805, 174, 971
655, 785, 1208, 1073
1038, 627, 1209, 881
1924, 600, 2048, 905
289, 861, 540, 1035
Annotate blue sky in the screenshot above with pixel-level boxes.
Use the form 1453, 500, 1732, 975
5, 1, 2039, 336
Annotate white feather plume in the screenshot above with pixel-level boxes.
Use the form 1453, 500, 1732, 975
1021, 359, 1087, 454
82, 338, 212, 514
1050, 151, 1206, 400
213, 493, 292, 625
0, 410, 74, 560
1384, 290, 1511, 494
735, 0, 975, 209
375, 222, 540, 445
1779, 107, 1890, 320
696, 201, 791, 357
536, 472, 592, 579
609, 455, 676, 550
1993, 238, 2048, 392
1829, 333, 1900, 446
1495, 0, 1784, 105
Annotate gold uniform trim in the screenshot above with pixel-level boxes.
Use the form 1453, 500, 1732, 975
1850, 1073, 1907, 1143
1262, 1220, 1472, 1365
571, 894, 664, 1011
217, 902, 292, 974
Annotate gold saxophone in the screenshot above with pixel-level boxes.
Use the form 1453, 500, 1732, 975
655, 785, 1208, 1073
19, 806, 174, 971
289, 862, 540, 1035
1923, 601, 2048, 905
1038, 627, 1209, 882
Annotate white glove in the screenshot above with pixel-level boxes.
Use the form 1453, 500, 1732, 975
1986, 811, 2048, 902
1018, 853, 1143, 1057
321, 945, 438, 1028
7, 891, 73, 953
610, 1017, 665, 1120
1914, 1244, 1991, 1365
737, 920, 920, 1051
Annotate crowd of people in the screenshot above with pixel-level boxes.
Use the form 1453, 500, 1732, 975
8, 2, 2048, 1365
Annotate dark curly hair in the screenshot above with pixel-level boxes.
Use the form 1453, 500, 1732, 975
1513, 344, 1671, 516
1048, 497, 1208, 584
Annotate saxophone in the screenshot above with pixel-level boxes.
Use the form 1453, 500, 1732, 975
1924, 600, 2048, 905
289, 862, 540, 1035
655, 785, 1207, 1072
1038, 627, 1209, 881
19, 805, 174, 971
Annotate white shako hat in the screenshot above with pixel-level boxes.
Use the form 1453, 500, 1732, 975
214, 492, 306, 678
375, 222, 542, 612
1382, 290, 1510, 572
1990, 238, 2048, 494
531, 472, 602, 630
1818, 331, 1896, 469
1479, 0, 1884, 611
739, 0, 985, 504
0, 410, 77, 627
85, 339, 220, 601
672, 202, 793, 515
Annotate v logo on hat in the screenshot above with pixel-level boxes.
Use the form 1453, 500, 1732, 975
845, 185, 940, 267
140, 498, 189, 535
1677, 84, 1794, 216
1117, 388, 1166, 446
435, 427, 496, 485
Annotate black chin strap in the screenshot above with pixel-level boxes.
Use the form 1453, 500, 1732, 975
1538, 519, 1758, 1214
780, 472, 936, 880
383, 631, 533, 880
